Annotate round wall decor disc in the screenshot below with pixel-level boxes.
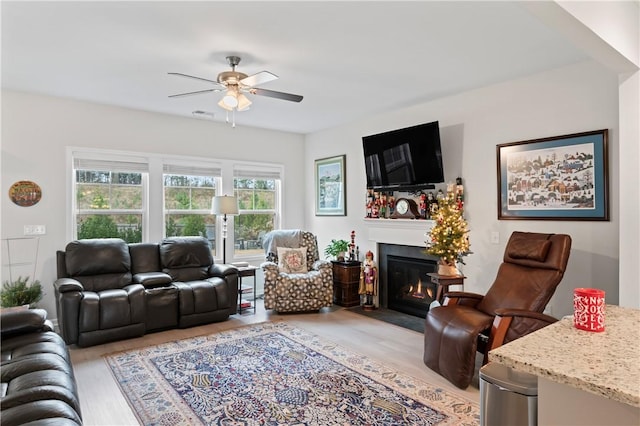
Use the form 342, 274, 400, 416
8, 180, 42, 207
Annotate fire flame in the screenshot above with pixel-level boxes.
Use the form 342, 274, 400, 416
411, 279, 425, 299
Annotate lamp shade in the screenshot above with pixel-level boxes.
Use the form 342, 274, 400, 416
237, 93, 252, 111
211, 195, 239, 215
222, 92, 239, 108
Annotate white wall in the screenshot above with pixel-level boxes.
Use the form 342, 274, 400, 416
527, 0, 640, 310
1, 90, 305, 317
306, 60, 620, 318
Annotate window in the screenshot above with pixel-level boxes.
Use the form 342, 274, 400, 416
70, 149, 282, 263
163, 164, 221, 254
233, 166, 281, 257
73, 156, 147, 243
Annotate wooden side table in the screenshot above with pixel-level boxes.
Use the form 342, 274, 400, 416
236, 266, 258, 314
427, 272, 466, 304
331, 261, 361, 307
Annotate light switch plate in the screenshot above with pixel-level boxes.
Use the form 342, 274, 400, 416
490, 231, 500, 244
24, 225, 46, 235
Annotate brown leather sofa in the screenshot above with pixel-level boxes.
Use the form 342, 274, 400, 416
1, 308, 82, 425
54, 237, 238, 347
423, 231, 572, 389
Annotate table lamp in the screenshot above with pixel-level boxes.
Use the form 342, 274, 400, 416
211, 195, 239, 264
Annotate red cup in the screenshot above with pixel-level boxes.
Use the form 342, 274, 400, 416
573, 288, 605, 332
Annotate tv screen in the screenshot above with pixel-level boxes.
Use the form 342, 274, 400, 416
362, 121, 444, 190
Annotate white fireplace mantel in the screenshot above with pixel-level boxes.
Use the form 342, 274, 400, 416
364, 218, 434, 248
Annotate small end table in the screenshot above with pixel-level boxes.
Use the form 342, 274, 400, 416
331, 261, 361, 307
236, 266, 258, 314
427, 272, 466, 304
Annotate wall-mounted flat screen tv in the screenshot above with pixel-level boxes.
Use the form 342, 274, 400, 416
362, 120, 444, 191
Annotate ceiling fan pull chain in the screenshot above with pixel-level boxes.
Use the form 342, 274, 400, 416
232, 110, 236, 128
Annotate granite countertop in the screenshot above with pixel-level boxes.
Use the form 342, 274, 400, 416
489, 304, 640, 408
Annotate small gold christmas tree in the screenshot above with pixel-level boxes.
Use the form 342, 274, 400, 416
425, 191, 470, 271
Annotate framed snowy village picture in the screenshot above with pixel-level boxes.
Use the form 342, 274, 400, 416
497, 129, 609, 221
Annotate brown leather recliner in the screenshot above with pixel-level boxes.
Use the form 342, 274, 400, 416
423, 231, 571, 389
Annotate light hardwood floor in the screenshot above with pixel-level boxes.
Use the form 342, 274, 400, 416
69, 301, 481, 425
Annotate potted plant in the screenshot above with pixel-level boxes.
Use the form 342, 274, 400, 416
1, 276, 43, 308
324, 239, 350, 261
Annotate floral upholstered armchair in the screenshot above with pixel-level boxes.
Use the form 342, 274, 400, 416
261, 230, 333, 313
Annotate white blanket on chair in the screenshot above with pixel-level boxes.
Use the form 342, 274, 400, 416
263, 229, 303, 256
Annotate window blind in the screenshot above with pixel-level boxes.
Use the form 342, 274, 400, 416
233, 165, 282, 180
73, 158, 148, 173
163, 164, 222, 176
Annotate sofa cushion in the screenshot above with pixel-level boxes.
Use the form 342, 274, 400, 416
160, 237, 213, 269
64, 239, 132, 292
65, 238, 130, 276
129, 243, 162, 274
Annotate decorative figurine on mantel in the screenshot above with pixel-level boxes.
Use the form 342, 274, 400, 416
358, 251, 378, 310
419, 192, 427, 219
456, 177, 465, 212
428, 191, 438, 218
379, 194, 388, 218
365, 189, 374, 218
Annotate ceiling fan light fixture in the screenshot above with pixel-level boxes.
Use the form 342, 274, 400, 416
222, 90, 238, 108
237, 93, 252, 111
217, 98, 234, 111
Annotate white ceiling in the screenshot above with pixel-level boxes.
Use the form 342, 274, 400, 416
1, 1, 589, 134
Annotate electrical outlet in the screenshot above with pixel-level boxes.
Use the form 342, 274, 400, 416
24, 225, 46, 235
490, 231, 500, 244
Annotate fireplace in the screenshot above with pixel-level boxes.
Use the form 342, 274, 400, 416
379, 243, 438, 318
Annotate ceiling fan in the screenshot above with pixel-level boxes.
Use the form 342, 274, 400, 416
169, 56, 303, 125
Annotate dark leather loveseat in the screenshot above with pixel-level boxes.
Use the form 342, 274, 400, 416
54, 236, 238, 347
1, 308, 82, 425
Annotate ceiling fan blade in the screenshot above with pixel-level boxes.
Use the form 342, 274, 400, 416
169, 88, 220, 98
250, 88, 303, 103
168, 72, 224, 87
240, 71, 278, 88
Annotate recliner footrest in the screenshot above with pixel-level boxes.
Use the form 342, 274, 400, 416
423, 305, 493, 389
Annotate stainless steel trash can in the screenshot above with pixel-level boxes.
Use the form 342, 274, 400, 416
480, 362, 538, 426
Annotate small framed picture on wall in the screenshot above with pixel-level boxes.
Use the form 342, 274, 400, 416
315, 155, 346, 216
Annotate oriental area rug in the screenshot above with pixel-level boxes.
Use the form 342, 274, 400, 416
105, 322, 479, 425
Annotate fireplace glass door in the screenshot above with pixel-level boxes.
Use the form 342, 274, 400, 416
387, 255, 437, 318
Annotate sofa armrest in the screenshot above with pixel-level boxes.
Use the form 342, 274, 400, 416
261, 261, 278, 271
54, 280, 83, 345
443, 291, 483, 307
54, 278, 84, 293
123, 284, 146, 324
1, 308, 50, 339
494, 308, 558, 323
312, 259, 332, 271
132, 272, 172, 288
209, 263, 238, 278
